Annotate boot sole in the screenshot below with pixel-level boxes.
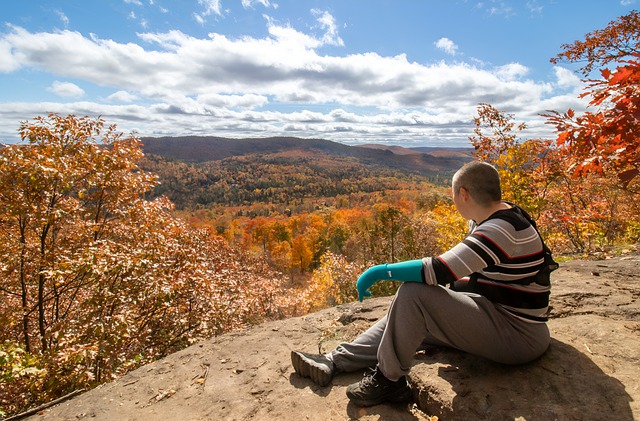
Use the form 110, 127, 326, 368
291, 351, 333, 387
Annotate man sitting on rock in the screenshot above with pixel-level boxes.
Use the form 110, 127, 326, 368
291, 161, 555, 407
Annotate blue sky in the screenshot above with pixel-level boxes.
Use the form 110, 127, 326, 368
0, 1, 637, 146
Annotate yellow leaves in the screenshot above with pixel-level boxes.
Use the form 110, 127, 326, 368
429, 204, 466, 253
291, 235, 313, 271
302, 252, 359, 311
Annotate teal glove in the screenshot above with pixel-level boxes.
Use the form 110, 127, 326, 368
356, 259, 424, 302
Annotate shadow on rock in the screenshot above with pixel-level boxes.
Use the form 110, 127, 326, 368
345, 400, 424, 420
410, 338, 634, 421
288, 370, 364, 397
288, 372, 333, 397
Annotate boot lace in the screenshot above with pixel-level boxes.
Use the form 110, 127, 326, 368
360, 367, 383, 388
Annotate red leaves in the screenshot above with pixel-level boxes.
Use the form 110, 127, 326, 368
555, 131, 571, 147
549, 13, 640, 186
551, 10, 640, 77
618, 168, 640, 186
609, 66, 634, 84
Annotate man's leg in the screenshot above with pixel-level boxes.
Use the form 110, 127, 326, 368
294, 281, 549, 392
346, 282, 550, 406
377, 282, 550, 381
329, 315, 386, 372
291, 315, 387, 386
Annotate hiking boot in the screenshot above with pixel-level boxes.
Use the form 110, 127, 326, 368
346, 367, 412, 407
291, 350, 336, 387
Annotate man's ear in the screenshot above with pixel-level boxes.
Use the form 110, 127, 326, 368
459, 186, 470, 201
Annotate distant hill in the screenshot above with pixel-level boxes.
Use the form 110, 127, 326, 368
356, 144, 424, 155
139, 136, 472, 211
357, 143, 474, 160
409, 146, 475, 159
141, 136, 352, 162
140, 136, 471, 175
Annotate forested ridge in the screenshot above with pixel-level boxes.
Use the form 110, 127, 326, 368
140, 146, 466, 211
3, 11, 640, 419
140, 135, 471, 167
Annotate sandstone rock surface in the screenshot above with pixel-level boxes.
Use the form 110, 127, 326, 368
27, 254, 640, 420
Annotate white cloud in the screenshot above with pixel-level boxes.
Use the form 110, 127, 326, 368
193, 0, 223, 24
474, 1, 517, 18
198, 0, 222, 17
554, 66, 581, 88
196, 92, 269, 108
0, 37, 20, 72
47, 81, 85, 98
494, 63, 529, 81
435, 37, 458, 56
193, 13, 206, 25
0, 22, 587, 145
241, 0, 277, 9
0, 95, 572, 145
55, 10, 70, 28
107, 90, 138, 102
526, 1, 544, 15
311, 9, 344, 47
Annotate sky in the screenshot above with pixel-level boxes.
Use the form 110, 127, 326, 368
0, 1, 638, 147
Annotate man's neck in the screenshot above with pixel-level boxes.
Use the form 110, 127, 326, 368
473, 201, 512, 224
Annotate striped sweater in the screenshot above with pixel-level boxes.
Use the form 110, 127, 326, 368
422, 205, 551, 322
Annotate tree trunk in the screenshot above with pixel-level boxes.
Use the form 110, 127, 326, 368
19, 217, 31, 354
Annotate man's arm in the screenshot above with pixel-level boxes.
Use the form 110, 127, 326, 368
356, 260, 424, 301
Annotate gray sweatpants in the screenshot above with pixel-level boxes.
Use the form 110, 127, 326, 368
329, 282, 550, 381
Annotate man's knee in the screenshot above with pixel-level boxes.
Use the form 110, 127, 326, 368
395, 281, 427, 302
396, 282, 448, 304
398, 282, 442, 295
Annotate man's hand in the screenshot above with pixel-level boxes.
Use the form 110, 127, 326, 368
356, 259, 424, 302
356, 264, 386, 302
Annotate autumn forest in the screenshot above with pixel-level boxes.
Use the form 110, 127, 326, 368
3, 11, 640, 418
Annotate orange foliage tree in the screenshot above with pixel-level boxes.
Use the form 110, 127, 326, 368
543, 11, 640, 248
470, 103, 557, 221
548, 10, 640, 186
0, 114, 300, 416
469, 101, 638, 252
469, 11, 640, 251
